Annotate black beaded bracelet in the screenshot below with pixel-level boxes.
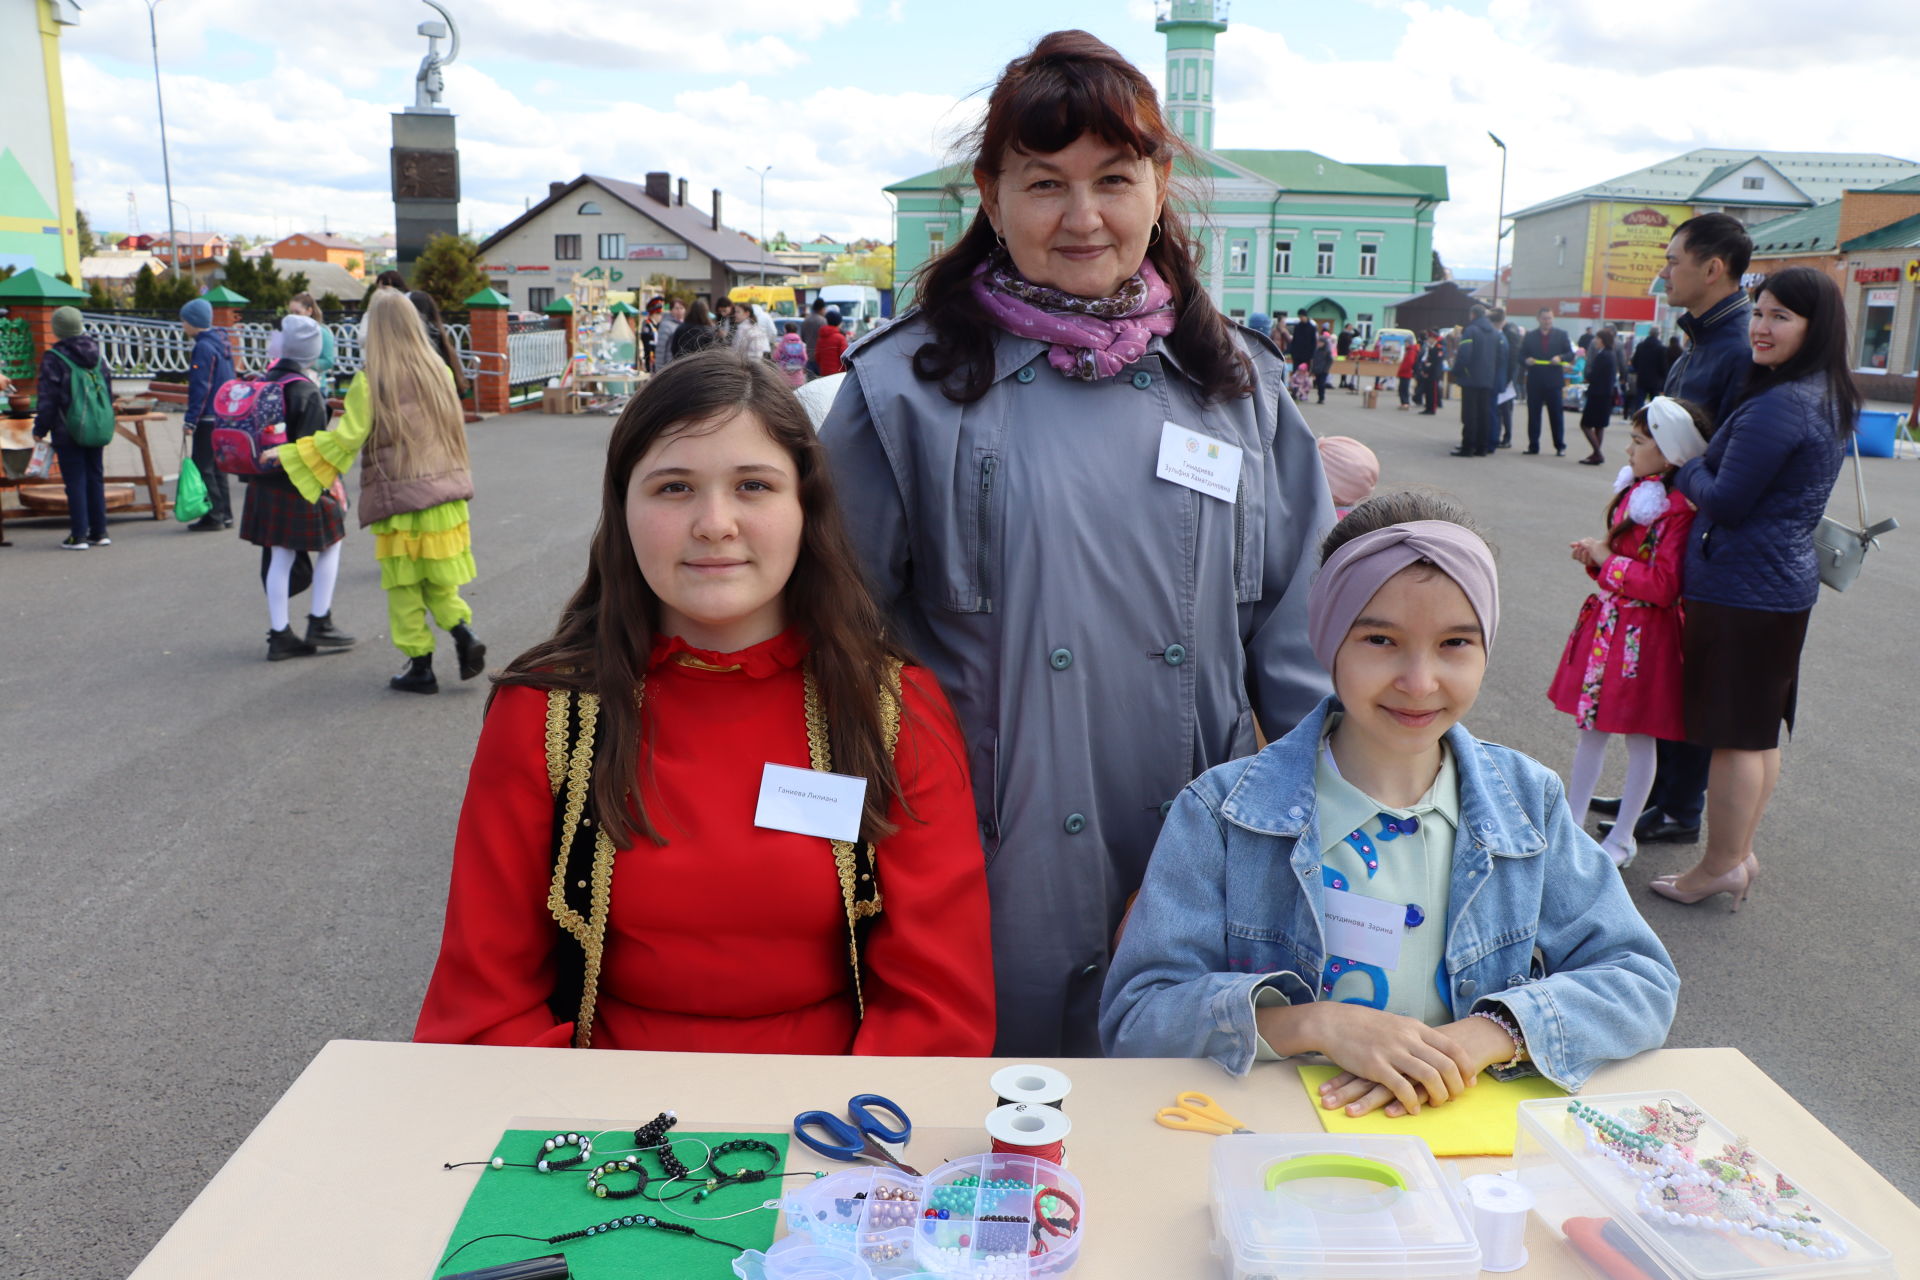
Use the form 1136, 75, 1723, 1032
535, 1132, 591, 1173
585, 1159, 647, 1200
707, 1139, 780, 1180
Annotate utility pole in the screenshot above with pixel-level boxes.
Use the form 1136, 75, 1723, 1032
1488, 132, 1508, 306
747, 165, 772, 288
144, 0, 180, 277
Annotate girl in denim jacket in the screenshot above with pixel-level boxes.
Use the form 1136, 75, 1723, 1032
1101, 491, 1677, 1116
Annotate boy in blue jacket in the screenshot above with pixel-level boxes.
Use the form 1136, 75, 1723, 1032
181, 296, 234, 531
1101, 490, 1677, 1113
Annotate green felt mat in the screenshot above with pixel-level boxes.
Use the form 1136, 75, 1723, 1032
435, 1128, 790, 1279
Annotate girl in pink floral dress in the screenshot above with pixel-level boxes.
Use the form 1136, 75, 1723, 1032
1548, 397, 1712, 867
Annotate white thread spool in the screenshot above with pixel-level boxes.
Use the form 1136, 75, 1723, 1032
990, 1064, 1073, 1110
983, 1102, 1072, 1165
1463, 1173, 1533, 1272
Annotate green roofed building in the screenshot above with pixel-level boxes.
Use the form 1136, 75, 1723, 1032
885, 1, 1447, 336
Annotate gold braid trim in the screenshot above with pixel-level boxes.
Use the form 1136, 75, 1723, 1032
544, 690, 569, 798
543, 691, 612, 1048
805, 661, 907, 1021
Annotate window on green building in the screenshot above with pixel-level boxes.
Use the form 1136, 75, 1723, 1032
1317, 243, 1335, 275
1229, 242, 1248, 274
1359, 244, 1378, 278
928, 223, 947, 258
1274, 241, 1291, 274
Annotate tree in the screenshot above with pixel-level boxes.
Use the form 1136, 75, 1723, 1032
86, 281, 117, 311
410, 232, 487, 312
132, 262, 198, 310
77, 208, 98, 259
823, 245, 894, 291
1431, 249, 1447, 283
221, 248, 305, 308
346, 257, 362, 275
318, 291, 344, 314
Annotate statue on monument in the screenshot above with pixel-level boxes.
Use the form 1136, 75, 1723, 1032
411, 0, 461, 114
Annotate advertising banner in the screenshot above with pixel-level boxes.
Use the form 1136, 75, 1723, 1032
1584, 203, 1694, 297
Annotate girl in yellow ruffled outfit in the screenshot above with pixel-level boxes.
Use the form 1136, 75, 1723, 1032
274, 289, 486, 694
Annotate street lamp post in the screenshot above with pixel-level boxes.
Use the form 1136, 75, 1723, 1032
145, 0, 181, 278
1488, 132, 1508, 307
746, 164, 772, 288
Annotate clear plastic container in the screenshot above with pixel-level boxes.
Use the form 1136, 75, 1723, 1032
778, 1155, 1083, 1280
914, 1153, 1084, 1278
1209, 1134, 1483, 1279
1513, 1092, 1894, 1279
733, 1234, 877, 1280
783, 1168, 926, 1277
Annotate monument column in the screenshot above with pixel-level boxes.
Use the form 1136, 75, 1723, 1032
391, 3, 463, 278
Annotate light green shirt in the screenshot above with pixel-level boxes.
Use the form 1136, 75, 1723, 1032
1252, 716, 1459, 1060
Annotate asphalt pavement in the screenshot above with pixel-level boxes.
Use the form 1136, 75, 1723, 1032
2, 387, 1916, 1275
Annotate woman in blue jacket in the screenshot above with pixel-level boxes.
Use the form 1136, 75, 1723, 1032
1651, 268, 1854, 910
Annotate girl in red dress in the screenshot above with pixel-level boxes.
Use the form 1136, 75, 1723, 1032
1548, 396, 1712, 868
414, 350, 994, 1054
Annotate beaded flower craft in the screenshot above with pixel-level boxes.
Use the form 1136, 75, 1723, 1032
1567, 1100, 1847, 1260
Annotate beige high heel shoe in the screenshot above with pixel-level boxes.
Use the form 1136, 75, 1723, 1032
1649, 861, 1754, 912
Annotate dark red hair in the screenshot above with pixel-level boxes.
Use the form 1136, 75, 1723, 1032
909, 29, 1251, 404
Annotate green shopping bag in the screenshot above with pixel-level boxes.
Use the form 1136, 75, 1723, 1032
174, 457, 210, 523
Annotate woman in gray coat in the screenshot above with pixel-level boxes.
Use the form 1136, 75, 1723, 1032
821, 30, 1334, 1055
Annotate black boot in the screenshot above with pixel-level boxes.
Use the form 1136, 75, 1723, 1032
305, 612, 356, 649
267, 626, 318, 661
390, 654, 438, 694
451, 622, 488, 681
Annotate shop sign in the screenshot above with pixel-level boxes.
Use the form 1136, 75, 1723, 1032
1866, 288, 1898, 307
1854, 266, 1901, 284
626, 244, 689, 260
1583, 202, 1693, 296
1907, 259, 1920, 283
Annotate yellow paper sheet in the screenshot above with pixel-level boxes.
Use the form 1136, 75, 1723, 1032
1295, 1064, 1566, 1156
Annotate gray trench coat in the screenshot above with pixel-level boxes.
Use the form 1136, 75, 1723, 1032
821, 312, 1334, 1055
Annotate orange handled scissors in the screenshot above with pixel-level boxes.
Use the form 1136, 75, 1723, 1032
1155, 1091, 1254, 1135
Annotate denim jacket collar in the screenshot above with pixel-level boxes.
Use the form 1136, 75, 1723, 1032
1217, 696, 1546, 859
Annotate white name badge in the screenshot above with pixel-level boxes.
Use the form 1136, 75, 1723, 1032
1321, 887, 1405, 971
1155, 420, 1244, 502
755, 763, 868, 843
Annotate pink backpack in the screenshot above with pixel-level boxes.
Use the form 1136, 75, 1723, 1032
208, 375, 303, 475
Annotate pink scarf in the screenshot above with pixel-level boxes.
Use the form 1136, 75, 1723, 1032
970, 252, 1177, 381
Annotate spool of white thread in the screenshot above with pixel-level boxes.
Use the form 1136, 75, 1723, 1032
1463, 1173, 1534, 1272
983, 1102, 1072, 1164
990, 1064, 1073, 1110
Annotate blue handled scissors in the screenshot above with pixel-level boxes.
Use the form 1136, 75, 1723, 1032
793, 1093, 919, 1176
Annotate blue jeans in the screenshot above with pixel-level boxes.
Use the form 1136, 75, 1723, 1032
50, 436, 106, 541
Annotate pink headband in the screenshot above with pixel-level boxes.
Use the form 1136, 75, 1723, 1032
1306, 520, 1500, 673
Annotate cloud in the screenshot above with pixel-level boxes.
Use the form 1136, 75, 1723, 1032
1213, 6, 1920, 270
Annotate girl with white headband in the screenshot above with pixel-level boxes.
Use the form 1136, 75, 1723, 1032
1101, 490, 1677, 1114
1548, 396, 1714, 869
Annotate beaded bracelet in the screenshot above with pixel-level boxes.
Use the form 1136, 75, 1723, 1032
586, 1158, 647, 1200
535, 1132, 592, 1173
707, 1139, 779, 1180
1468, 1007, 1528, 1069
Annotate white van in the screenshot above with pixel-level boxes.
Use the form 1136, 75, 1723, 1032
817, 285, 883, 334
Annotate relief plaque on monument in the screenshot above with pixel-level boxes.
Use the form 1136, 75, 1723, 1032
393, 148, 460, 202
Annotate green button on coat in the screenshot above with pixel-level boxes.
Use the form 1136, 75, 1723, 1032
1131, 371, 1153, 389
1159, 800, 1174, 818
1163, 643, 1187, 666
1016, 366, 1037, 384
1049, 648, 1073, 671
1063, 812, 1087, 834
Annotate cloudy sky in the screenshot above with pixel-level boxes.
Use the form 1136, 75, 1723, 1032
61, 0, 1920, 270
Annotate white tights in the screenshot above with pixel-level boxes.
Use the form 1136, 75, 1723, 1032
1567, 729, 1656, 860
265, 543, 343, 631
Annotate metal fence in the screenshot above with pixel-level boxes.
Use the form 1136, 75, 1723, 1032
79, 312, 490, 390
507, 323, 569, 396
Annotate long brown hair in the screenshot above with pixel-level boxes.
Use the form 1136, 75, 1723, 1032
407, 289, 470, 396
363, 289, 470, 479
909, 29, 1251, 405
496, 349, 920, 850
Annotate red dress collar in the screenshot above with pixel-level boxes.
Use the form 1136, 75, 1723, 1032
647, 627, 808, 678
